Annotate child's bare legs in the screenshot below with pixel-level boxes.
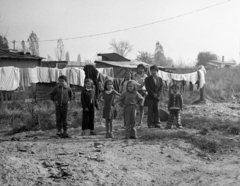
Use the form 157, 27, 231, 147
105, 119, 110, 137
109, 120, 113, 138
138, 106, 144, 125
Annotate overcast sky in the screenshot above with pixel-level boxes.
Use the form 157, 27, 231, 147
0, 0, 239, 65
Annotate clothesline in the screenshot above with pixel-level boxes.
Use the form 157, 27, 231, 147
0, 66, 206, 91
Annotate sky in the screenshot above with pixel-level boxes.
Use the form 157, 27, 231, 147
0, 0, 239, 65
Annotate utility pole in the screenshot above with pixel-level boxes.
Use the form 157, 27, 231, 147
12, 40, 15, 49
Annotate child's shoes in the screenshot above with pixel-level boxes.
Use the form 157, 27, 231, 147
176, 125, 183, 129
56, 129, 62, 136
81, 131, 86, 136
165, 125, 173, 130
130, 136, 138, 139
109, 133, 114, 138
90, 131, 97, 135
62, 130, 70, 138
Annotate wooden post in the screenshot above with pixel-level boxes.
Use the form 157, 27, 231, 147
0, 91, 3, 107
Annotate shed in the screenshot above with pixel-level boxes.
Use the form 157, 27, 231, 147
0, 49, 44, 68
97, 53, 130, 61
206, 56, 236, 70
41, 61, 68, 69
95, 60, 175, 78
206, 60, 236, 69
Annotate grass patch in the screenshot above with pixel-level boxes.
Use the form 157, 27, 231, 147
139, 129, 226, 153
1, 100, 86, 135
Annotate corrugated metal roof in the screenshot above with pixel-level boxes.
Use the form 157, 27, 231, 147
97, 53, 130, 61
95, 60, 175, 70
0, 49, 44, 60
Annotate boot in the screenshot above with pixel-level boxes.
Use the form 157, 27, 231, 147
56, 129, 62, 136
63, 130, 69, 138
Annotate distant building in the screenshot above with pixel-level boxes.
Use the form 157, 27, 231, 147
206, 56, 236, 70
0, 49, 44, 68
41, 61, 68, 69
95, 52, 174, 78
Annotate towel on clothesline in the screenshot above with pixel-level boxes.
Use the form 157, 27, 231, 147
69, 67, 85, 86
19, 68, 31, 88
0, 66, 20, 91
97, 68, 114, 77
158, 70, 199, 85
28, 67, 39, 83
38, 67, 51, 83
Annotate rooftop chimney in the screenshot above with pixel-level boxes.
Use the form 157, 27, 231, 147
222, 56, 224, 62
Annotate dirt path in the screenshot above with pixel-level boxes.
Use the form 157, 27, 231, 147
0, 102, 240, 186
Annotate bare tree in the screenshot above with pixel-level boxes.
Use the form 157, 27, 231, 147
27, 31, 39, 56
153, 41, 167, 66
47, 54, 53, 61
77, 54, 81, 62
0, 35, 8, 49
65, 51, 70, 62
109, 39, 133, 57
55, 38, 65, 61
20, 40, 28, 53
136, 51, 153, 64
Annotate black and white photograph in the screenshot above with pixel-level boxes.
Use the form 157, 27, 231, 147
0, 0, 240, 185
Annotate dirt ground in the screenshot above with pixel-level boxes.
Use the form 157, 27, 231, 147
0, 101, 240, 186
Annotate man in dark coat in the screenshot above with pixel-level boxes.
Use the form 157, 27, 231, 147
145, 65, 163, 128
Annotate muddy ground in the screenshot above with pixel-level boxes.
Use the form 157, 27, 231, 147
0, 101, 240, 186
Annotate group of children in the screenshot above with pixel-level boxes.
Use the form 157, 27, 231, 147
50, 64, 183, 139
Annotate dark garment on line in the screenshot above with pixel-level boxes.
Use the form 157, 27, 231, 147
83, 65, 100, 97
55, 104, 68, 131
113, 78, 123, 93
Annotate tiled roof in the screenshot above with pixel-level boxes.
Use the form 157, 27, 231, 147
0, 49, 44, 60
97, 53, 130, 61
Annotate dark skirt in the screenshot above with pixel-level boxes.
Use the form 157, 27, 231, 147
82, 110, 95, 130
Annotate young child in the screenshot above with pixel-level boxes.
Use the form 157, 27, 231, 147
119, 69, 143, 94
133, 64, 148, 126
165, 84, 183, 129
50, 75, 73, 137
99, 80, 121, 138
81, 78, 99, 136
119, 80, 144, 139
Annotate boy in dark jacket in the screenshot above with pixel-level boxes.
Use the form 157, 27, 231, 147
50, 75, 73, 137
145, 65, 163, 128
165, 84, 183, 129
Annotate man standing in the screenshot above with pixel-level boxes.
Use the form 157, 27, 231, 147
145, 65, 163, 128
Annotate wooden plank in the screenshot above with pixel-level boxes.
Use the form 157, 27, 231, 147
0, 91, 3, 106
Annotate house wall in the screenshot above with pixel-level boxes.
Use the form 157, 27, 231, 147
0, 58, 41, 68
41, 61, 67, 69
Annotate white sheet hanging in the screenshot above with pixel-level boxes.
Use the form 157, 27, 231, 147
0, 66, 20, 91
